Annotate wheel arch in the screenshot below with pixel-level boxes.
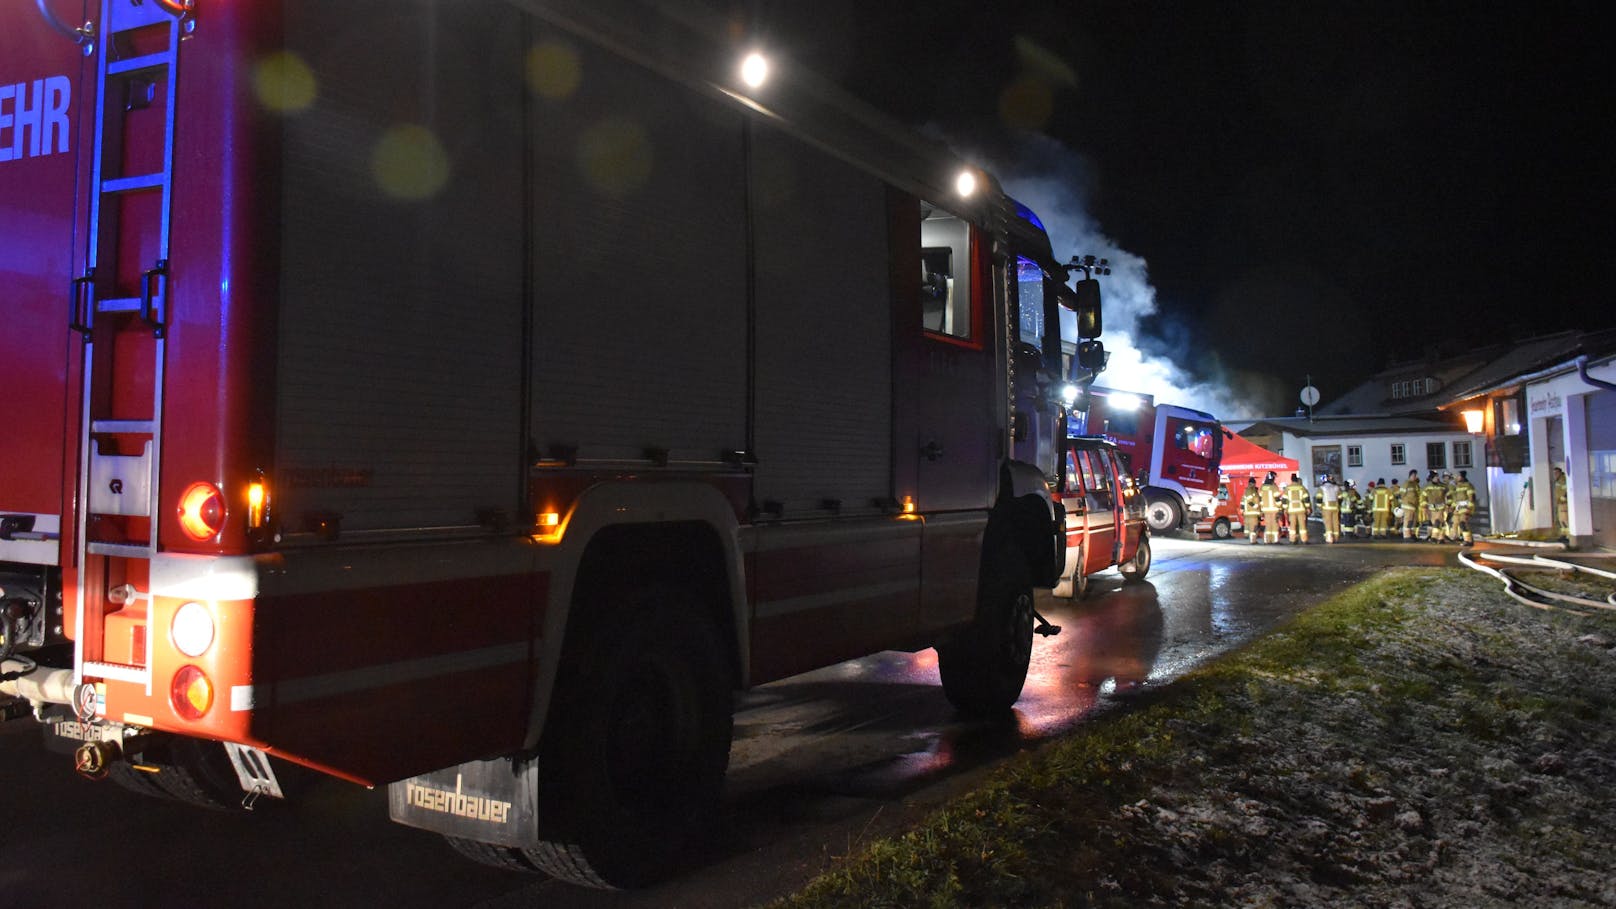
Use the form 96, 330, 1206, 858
523, 481, 747, 751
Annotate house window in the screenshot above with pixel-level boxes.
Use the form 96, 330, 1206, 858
1426, 442, 1446, 470
1390, 443, 1406, 465
1347, 445, 1363, 468
1592, 451, 1616, 499
1453, 440, 1473, 469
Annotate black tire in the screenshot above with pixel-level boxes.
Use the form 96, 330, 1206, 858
1120, 534, 1153, 582
111, 737, 254, 811
1211, 517, 1232, 540
520, 592, 733, 889
446, 836, 545, 872
1070, 546, 1090, 600
937, 549, 1035, 716
1145, 496, 1183, 533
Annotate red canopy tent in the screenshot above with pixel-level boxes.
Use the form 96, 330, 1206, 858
1219, 433, 1299, 482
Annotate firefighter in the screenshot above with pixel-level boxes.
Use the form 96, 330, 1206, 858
1451, 469, 1477, 546
1423, 470, 1448, 542
1283, 473, 1311, 543
1319, 474, 1342, 543
1398, 473, 1420, 539
1407, 469, 1424, 526
1259, 471, 1283, 544
1371, 479, 1392, 538
1241, 477, 1263, 543
1339, 479, 1362, 538
1441, 472, 1459, 541
1552, 466, 1569, 536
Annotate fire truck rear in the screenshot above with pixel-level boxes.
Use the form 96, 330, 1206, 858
1, 0, 1107, 889
1071, 387, 1223, 532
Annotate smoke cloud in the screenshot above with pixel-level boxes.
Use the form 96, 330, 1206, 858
982, 134, 1285, 420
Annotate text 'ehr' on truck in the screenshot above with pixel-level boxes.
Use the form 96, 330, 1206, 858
2, 0, 1118, 890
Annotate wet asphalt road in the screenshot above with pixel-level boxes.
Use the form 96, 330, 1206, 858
2, 536, 1455, 908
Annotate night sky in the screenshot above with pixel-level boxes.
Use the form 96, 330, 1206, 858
747, 1, 1612, 415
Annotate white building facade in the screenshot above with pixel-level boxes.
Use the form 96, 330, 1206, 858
1235, 417, 1490, 530
1517, 356, 1616, 549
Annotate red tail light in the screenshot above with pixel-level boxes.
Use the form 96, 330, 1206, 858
171, 665, 214, 720
177, 482, 226, 541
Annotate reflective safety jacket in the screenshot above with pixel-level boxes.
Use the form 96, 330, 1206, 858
1319, 481, 1341, 508
1371, 485, 1393, 513
1423, 483, 1447, 509
1259, 481, 1283, 511
1339, 488, 1361, 514
1452, 480, 1476, 512
1284, 481, 1310, 513
1241, 487, 1262, 516
1400, 480, 1420, 507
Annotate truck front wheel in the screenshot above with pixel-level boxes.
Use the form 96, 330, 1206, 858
522, 591, 733, 889
1145, 495, 1183, 533
937, 550, 1034, 716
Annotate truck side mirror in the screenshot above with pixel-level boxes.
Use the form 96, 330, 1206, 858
1073, 277, 1102, 339
1076, 340, 1107, 372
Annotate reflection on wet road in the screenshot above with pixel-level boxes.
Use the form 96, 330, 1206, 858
3, 537, 1457, 909
726, 537, 1450, 809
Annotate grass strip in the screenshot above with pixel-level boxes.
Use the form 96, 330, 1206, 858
774, 568, 1616, 908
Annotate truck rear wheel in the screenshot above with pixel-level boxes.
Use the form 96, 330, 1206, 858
937, 550, 1034, 716
1145, 496, 1183, 533
1212, 517, 1232, 539
521, 591, 733, 889
108, 738, 254, 811
446, 836, 545, 872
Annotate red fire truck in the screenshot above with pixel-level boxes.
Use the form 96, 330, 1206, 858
0, 0, 1107, 888
1070, 387, 1223, 533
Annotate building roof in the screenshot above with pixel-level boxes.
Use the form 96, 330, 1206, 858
1231, 414, 1466, 439
1315, 330, 1616, 416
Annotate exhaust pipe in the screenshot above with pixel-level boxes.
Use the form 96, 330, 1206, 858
0, 658, 74, 706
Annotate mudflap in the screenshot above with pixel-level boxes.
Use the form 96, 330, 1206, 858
388, 756, 538, 848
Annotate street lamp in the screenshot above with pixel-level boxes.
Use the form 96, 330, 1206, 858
1462, 409, 1484, 434
739, 52, 769, 90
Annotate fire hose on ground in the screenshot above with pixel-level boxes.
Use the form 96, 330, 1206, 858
1458, 548, 1616, 615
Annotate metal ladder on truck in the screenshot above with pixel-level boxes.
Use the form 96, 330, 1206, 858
68, 0, 191, 693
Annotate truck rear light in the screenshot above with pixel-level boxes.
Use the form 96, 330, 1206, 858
171, 665, 214, 720
171, 601, 215, 658
177, 482, 226, 541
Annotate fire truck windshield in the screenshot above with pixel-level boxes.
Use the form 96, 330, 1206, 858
1175, 422, 1219, 460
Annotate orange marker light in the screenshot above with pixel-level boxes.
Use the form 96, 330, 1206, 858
247, 480, 268, 529
902, 496, 916, 514
170, 665, 213, 720
177, 482, 226, 541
